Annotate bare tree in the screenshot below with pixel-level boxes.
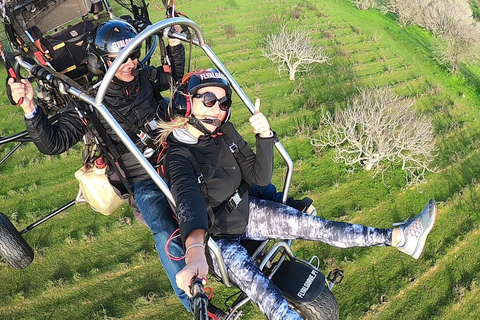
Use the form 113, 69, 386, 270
388, 0, 429, 27
432, 37, 480, 73
359, 0, 480, 41
351, 0, 375, 10
422, 0, 480, 72
351, 0, 390, 13
310, 87, 436, 186
421, 0, 479, 39
262, 25, 329, 80
388, 0, 480, 41
367, 0, 480, 73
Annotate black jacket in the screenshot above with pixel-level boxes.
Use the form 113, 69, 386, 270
163, 122, 275, 244
25, 44, 185, 185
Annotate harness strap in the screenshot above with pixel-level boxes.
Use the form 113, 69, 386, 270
149, 67, 158, 83
84, 107, 122, 159
82, 107, 134, 196
223, 180, 250, 214
103, 100, 157, 150
104, 155, 134, 196
159, 39, 172, 74
164, 131, 251, 230
219, 129, 246, 162
196, 172, 216, 229
192, 132, 251, 222
29, 26, 54, 60
161, 145, 216, 228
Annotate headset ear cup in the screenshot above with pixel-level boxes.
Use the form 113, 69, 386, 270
87, 53, 105, 75
171, 91, 191, 117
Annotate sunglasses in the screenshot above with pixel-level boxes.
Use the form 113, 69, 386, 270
105, 49, 141, 64
193, 92, 232, 111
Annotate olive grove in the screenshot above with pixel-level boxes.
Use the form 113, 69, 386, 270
310, 87, 436, 186
352, 0, 480, 73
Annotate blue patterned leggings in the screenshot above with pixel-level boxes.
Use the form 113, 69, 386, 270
211, 197, 392, 320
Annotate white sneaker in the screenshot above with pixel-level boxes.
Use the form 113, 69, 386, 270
306, 204, 317, 215
396, 200, 438, 259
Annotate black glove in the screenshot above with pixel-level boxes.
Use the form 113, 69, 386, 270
120, 15, 148, 32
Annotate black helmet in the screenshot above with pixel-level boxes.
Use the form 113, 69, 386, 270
92, 20, 139, 57
182, 68, 232, 97
87, 20, 141, 75
171, 68, 233, 133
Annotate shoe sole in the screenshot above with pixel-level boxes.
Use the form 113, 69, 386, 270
411, 199, 438, 259
306, 204, 316, 215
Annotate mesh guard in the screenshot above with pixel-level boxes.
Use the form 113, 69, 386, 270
7, 0, 91, 34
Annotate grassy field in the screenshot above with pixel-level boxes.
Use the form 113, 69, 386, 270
2, 0, 480, 319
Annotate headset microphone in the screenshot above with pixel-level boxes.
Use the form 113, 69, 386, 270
131, 68, 139, 77
200, 118, 222, 127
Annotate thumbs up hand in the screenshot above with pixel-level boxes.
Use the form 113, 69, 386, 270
249, 98, 272, 138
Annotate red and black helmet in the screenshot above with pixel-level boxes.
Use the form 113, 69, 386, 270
171, 68, 232, 117
181, 68, 232, 97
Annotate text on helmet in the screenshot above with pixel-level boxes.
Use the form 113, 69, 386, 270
111, 38, 133, 51
200, 72, 227, 81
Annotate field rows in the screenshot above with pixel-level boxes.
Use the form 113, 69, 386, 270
2, 0, 480, 319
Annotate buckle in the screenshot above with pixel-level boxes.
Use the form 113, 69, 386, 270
145, 118, 157, 131
138, 131, 152, 146
327, 268, 344, 286
228, 191, 242, 208
228, 143, 239, 154
197, 173, 205, 184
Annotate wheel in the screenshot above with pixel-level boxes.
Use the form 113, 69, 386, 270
0, 212, 34, 269
289, 285, 339, 320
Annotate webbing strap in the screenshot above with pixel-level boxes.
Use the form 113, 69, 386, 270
223, 180, 251, 214
103, 100, 156, 150
83, 107, 122, 159
220, 129, 246, 162
82, 108, 134, 196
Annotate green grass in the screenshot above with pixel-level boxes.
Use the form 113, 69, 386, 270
2, 0, 480, 319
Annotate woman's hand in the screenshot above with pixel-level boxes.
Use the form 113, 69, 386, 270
249, 98, 272, 138
175, 229, 209, 297
176, 246, 208, 297
7, 78, 36, 113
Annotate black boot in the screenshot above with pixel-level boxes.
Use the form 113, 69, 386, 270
286, 196, 314, 213
207, 302, 228, 320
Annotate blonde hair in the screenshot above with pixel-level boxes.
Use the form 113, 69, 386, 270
155, 116, 189, 145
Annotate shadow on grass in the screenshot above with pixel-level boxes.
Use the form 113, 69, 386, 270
435, 130, 480, 206
458, 64, 480, 99
290, 45, 359, 114
1, 262, 186, 319
383, 13, 433, 59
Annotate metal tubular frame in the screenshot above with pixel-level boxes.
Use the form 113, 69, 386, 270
16, 16, 295, 298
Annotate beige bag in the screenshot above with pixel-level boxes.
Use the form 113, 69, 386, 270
75, 161, 124, 215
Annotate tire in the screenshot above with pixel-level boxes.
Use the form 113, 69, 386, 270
289, 285, 339, 320
0, 212, 34, 269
